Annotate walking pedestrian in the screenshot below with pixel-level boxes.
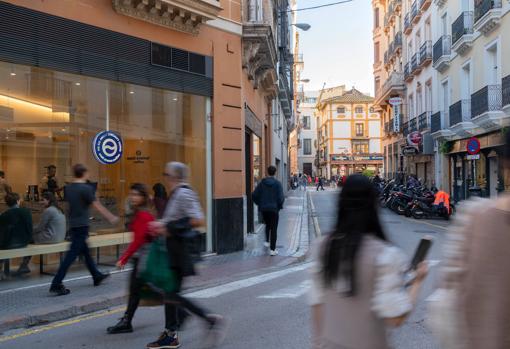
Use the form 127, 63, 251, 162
316, 177, 325, 191
152, 183, 168, 219
49, 164, 119, 296
428, 130, 510, 349
252, 165, 285, 256
107, 183, 154, 334
309, 174, 428, 349
146, 162, 227, 349
300, 174, 307, 191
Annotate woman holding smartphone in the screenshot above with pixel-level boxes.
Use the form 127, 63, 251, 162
309, 174, 428, 349
107, 183, 154, 334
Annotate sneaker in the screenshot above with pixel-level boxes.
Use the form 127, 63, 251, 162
146, 330, 180, 349
93, 273, 110, 287
263, 241, 270, 248
49, 284, 71, 296
270, 249, 278, 256
203, 314, 229, 347
107, 316, 133, 334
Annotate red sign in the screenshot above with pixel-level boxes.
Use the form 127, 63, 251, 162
407, 131, 423, 146
466, 137, 480, 155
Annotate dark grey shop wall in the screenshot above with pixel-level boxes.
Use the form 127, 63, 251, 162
213, 198, 244, 254
0, 1, 213, 97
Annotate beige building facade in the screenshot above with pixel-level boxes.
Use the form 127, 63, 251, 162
317, 88, 383, 178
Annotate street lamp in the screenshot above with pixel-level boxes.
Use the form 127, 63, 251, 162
292, 23, 311, 31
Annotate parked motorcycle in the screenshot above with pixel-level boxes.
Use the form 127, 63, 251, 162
410, 200, 455, 220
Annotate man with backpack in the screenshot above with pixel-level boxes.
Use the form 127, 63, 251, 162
252, 165, 285, 256
147, 162, 227, 349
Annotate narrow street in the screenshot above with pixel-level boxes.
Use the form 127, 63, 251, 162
1, 188, 448, 349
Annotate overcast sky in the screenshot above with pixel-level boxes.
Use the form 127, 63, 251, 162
296, 0, 374, 95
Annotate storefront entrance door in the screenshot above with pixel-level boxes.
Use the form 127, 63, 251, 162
489, 156, 498, 197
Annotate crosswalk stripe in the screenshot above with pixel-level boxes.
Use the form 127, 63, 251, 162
258, 280, 310, 299
186, 262, 312, 299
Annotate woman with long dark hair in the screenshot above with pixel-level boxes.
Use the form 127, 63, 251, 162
152, 183, 168, 219
107, 183, 154, 334
309, 174, 428, 349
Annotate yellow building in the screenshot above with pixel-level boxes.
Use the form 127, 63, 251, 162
317, 88, 383, 178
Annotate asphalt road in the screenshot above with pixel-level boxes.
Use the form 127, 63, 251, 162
0, 189, 450, 349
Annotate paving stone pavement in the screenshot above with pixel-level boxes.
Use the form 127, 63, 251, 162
0, 189, 309, 334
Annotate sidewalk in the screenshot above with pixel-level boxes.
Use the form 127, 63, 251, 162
0, 190, 309, 334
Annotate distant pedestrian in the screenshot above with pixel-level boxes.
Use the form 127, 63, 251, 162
107, 183, 154, 334
316, 177, 325, 191
309, 174, 428, 349
301, 174, 308, 191
429, 130, 510, 349
252, 165, 285, 256
49, 164, 119, 296
146, 162, 227, 349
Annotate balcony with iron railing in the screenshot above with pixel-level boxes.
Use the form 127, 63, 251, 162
403, 120, 410, 136
452, 12, 474, 54
503, 75, 510, 108
449, 100, 471, 126
411, 0, 421, 24
430, 111, 441, 133
419, 40, 432, 66
404, 62, 413, 82
375, 72, 405, 104
433, 35, 451, 72
411, 52, 422, 74
409, 117, 418, 132
404, 12, 412, 34
420, 0, 431, 11
418, 111, 430, 130
471, 85, 503, 119
474, 0, 502, 35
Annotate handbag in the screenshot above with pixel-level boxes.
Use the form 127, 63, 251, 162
138, 237, 178, 300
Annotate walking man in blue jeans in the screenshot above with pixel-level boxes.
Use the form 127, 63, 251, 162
49, 164, 119, 296
252, 165, 285, 256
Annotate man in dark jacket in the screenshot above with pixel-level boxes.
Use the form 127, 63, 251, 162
252, 165, 285, 256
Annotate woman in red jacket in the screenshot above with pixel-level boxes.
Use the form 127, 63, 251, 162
107, 183, 154, 334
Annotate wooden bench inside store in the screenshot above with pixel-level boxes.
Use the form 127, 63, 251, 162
1, 232, 133, 276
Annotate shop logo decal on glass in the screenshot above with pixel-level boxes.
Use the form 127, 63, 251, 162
92, 131, 123, 165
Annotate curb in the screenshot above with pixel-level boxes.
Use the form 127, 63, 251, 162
307, 191, 322, 238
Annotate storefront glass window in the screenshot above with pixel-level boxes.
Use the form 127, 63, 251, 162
0, 62, 207, 232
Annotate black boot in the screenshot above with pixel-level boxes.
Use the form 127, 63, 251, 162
107, 315, 133, 334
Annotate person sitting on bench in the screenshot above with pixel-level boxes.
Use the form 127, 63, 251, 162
0, 192, 33, 277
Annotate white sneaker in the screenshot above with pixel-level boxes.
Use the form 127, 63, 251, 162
263, 242, 270, 248
270, 249, 278, 256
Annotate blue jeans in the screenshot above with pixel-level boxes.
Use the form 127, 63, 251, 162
51, 226, 101, 286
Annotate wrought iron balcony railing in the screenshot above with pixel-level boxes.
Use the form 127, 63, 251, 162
404, 13, 412, 33
503, 75, 510, 107
475, 0, 502, 23
430, 111, 441, 133
449, 100, 471, 126
471, 84, 502, 118
419, 40, 432, 65
411, 0, 419, 20
418, 111, 430, 130
452, 11, 474, 45
433, 35, 451, 64
411, 52, 420, 73
404, 62, 412, 81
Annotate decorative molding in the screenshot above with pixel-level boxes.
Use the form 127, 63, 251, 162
112, 0, 223, 36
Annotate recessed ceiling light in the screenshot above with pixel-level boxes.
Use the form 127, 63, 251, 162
75, 82, 81, 86
10, 72, 16, 76
173, 97, 178, 101
129, 91, 134, 94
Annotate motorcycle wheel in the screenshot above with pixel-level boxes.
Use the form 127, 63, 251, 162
379, 197, 387, 208
404, 207, 412, 217
411, 207, 424, 219
390, 200, 399, 213
396, 202, 407, 215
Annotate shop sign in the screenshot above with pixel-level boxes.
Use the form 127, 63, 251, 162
466, 154, 480, 160
92, 131, 123, 165
353, 155, 384, 161
388, 97, 403, 105
127, 150, 150, 164
331, 155, 351, 161
407, 131, 423, 146
466, 137, 481, 155
402, 146, 418, 156
389, 98, 402, 133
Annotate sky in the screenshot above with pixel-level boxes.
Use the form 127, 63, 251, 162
296, 0, 374, 95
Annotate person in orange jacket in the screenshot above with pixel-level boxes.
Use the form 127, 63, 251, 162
433, 189, 451, 214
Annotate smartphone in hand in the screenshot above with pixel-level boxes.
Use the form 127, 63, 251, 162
410, 236, 433, 270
